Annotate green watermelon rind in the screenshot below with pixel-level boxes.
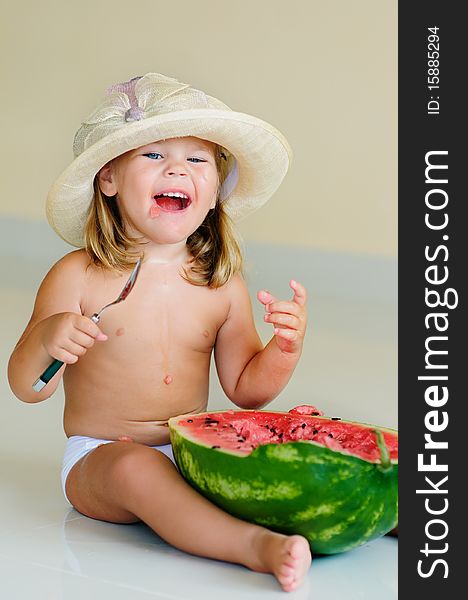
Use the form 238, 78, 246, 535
169, 412, 398, 555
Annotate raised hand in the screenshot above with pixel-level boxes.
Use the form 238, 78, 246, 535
257, 280, 307, 355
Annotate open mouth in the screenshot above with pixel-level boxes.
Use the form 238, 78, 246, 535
153, 192, 192, 212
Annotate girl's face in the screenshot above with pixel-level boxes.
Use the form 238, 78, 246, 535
98, 136, 219, 246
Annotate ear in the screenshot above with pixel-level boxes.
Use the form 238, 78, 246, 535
97, 162, 118, 196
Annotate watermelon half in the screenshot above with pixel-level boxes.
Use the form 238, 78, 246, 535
168, 406, 398, 554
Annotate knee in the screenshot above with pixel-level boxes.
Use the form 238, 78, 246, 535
109, 443, 168, 487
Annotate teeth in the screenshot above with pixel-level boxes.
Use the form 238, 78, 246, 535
159, 192, 189, 199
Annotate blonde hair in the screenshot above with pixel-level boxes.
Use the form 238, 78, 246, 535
83, 144, 243, 287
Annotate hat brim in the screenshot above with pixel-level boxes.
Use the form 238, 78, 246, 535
46, 109, 292, 247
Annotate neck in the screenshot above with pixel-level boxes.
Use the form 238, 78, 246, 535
139, 240, 191, 265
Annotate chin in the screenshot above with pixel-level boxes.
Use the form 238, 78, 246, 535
159, 220, 205, 241
152, 230, 193, 245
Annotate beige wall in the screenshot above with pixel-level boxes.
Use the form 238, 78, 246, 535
1, 0, 396, 257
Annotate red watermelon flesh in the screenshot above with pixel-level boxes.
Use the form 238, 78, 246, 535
178, 409, 398, 463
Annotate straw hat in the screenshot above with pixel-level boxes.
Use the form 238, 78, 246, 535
46, 73, 292, 247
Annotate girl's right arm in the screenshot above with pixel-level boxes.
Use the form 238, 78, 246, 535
7, 251, 107, 404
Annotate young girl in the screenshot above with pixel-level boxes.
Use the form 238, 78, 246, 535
8, 73, 310, 592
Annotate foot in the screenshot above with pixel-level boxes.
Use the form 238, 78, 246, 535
253, 531, 312, 592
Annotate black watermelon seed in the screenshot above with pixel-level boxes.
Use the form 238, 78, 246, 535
211, 445, 220, 449
187, 419, 193, 423
328, 433, 333, 438
331, 417, 341, 421
291, 428, 297, 434
278, 433, 283, 438
301, 423, 306, 428
312, 412, 320, 415
313, 430, 318, 434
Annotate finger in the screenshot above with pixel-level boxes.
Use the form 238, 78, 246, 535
266, 300, 303, 316
274, 327, 298, 341
62, 340, 90, 358
265, 313, 299, 329
52, 345, 81, 364
69, 330, 98, 349
290, 280, 307, 306
76, 317, 108, 341
60, 352, 79, 364
257, 289, 279, 310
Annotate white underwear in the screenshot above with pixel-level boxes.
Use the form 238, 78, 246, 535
61, 435, 175, 505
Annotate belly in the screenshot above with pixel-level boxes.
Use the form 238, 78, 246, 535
62, 343, 211, 444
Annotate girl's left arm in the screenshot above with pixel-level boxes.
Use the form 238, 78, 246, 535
214, 275, 307, 409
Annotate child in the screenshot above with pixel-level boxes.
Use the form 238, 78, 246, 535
8, 73, 310, 592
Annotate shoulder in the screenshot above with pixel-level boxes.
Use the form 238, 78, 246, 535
217, 273, 250, 302
224, 272, 249, 292
51, 248, 90, 272
34, 249, 92, 312
14, 251, 92, 344
217, 273, 254, 322
41, 249, 90, 288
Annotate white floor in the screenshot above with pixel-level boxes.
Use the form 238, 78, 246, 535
0, 241, 397, 599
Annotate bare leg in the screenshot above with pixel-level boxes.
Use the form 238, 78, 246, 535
66, 442, 311, 592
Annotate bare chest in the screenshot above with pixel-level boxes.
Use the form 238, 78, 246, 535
80, 267, 228, 356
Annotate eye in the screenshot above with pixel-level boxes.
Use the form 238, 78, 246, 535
187, 157, 206, 163
144, 152, 163, 159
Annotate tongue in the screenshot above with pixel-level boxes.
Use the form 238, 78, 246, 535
156, 196, 184, 211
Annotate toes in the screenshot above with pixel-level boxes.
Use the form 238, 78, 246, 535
283, 581, 299, 593
282, 581, 296, 592
287, 535, 310, 559
278, 572, 300, 593
278, 564, 295, 579
271, 534, 311, 592
280, 536, 311, 591
278, 575, 296, 592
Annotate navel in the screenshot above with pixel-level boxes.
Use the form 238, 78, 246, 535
163, 375, 173, 385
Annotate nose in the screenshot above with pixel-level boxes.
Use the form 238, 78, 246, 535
163, 156, 188, 177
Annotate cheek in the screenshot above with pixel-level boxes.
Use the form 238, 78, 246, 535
200, 170, 220, 194
117, 172, 150, 203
